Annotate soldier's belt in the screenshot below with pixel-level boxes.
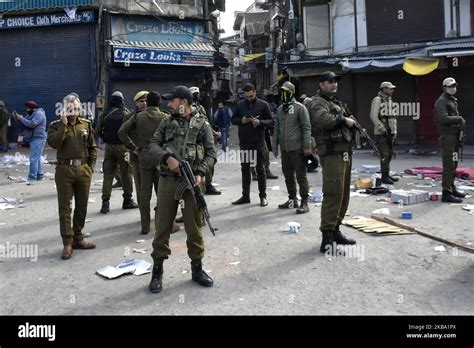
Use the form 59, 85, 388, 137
160, 172, 180, 179
57, 159, 87, 166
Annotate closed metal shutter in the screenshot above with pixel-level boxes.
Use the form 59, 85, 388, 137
453, 67, 474, 145
366, 0, 445, 46
0, 24, 96, 141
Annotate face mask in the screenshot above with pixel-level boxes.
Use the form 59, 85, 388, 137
282, 91, 293, 103
446, 87, 457, 95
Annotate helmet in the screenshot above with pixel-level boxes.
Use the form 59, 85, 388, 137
305, 154, 319, 171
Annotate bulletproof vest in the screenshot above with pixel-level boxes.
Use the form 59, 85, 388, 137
103, 108, 124, 144
164, 113, 206, 172
317, 95, 352, 146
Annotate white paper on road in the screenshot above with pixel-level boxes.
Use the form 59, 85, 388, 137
434, 245, 446, 252
462, 205, 474, 212
0, 203, 15, 210
269, 186, 280, 191
96, 259, 152, 279
457, 185, 474, 191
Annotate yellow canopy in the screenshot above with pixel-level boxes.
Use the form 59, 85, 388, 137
403, 58, 439, 76
244, 53, 266, 62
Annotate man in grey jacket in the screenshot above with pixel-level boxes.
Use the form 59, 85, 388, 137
273, 82, 312, 214
369, 81, 398, 185
13, 101, 47, 180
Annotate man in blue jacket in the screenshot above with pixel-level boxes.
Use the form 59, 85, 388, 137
13, 101, 47, 180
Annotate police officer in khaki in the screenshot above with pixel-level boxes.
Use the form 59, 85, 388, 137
47, 94, 97, 260
307, 72, 356, 255
190, 86, 221, 195
121, 90, 149, 203
370, 81, 398, 185
96, 91, 138, 213
147, 86, 216, 293
118, 91, 181, 235
273, 81, 312, 214
434, 77, 467, 203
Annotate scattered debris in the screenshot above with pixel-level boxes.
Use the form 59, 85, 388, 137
434, 245, 446, 252
462, 205, 474, 213
269, 186, 280, 191
281, 222, 300, 233
136, 240, 146, 243
390, 189, 430, 205
355, 178, 372, 190
7, 176, 28, 183
308, 191, 323, 203
372, 208, 390, 215
344, 217, 414, 235
96, 259, 152, 279
181, 269, 189, 275
359, 164, 380, 173
133, 248, 147, 254
88, 198, 96, 203
229, 261, 241, 266
401, 212, 412, 219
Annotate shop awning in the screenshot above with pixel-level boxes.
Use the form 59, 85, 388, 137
108, 39, 215, 67
403, 58, 439, 76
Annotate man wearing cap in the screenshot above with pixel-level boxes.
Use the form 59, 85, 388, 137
307, 71, 356, 255
47, 94, 97, 260
231, 83, 274, 207
369, 81, 398, 185
119, 91, 180, 235
119, 90, 149, 201
190, 86, 221, 195
96, 91, 138, 213
147, 86, 216, 293
13, 101, 47, 180
273, 81, 312, 214
434, 77, 467, 203
0, 101, 9, 152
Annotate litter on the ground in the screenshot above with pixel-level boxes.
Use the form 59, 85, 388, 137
136, 240, 146, 243
434, 245, 446, 252
390, 189, 430, 205
269, 186, 280, 191
281, 221, 301, 233
181, 269, 188, 274
359, 164, 380, 173
96, 259, 152, 279
7, 176, 28, 183
343, 217, 414, 235
372, 208, 390, 215
308, 191, 323, 202
462, 205, 474, 212
133, 248, 147, 254
229, 261, 241, 266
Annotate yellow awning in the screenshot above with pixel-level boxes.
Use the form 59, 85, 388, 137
403, 58, 439, 76
244, 53, 266, 62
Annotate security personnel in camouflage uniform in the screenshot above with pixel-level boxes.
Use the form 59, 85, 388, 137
434, 77, 467, 203
118, 91, 181, 235
190, 86, 221, 195
47, 94, 97, 260
147, 86, 216, 293
307, 72, 356, 255
96, 91, 138, 213
370, 81, 398, 185
273, 82, 312, 214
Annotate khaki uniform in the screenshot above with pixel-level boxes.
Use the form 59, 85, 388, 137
96, 107, 134, 201
122, 110, 141, 203
369, 91, 397, 177
47, 118, 97, 245
118, 106, 169, 233
148, 110, 216, 262
0, 107, 8, 152
307, 90, 353, 232
273, 99, 311, 199
434, 93, 465, 194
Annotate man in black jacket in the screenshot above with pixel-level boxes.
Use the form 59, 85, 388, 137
231, 83, 274, 207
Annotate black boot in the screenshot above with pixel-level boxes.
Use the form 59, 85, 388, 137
232, 196, 250, 205
453, 187, 466, 198
334, 227, 356, 245
320, 231, 345, 256
122, 198, 139, 209
191, 261, 213, 287
278, 198, 298, 209
381, 175, 394, 185
149, 259, 164, 293
266, 171, 278, 179
205, 185, 222, 195
442, 191, 463, 203
100, 200, 110, 214
319, 230, 334, 254
296, 198, 309, 214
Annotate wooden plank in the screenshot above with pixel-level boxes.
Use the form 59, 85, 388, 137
371, 215, 474, 253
